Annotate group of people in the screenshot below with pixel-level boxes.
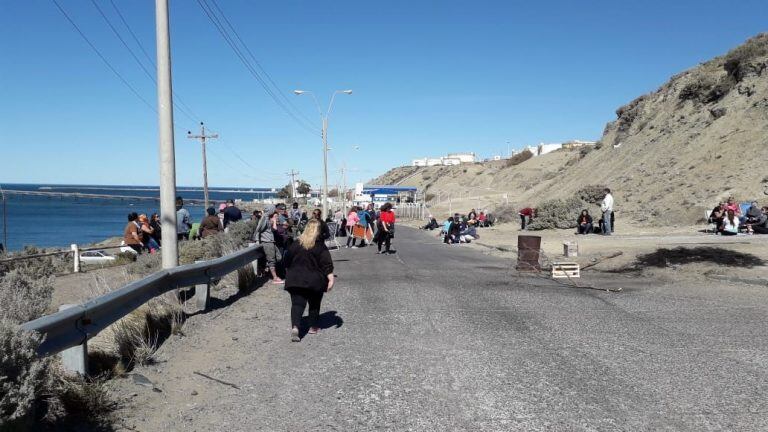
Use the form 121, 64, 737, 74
122, 197, 245, 254
519, 188, 616, 236
342, 203, 397, 254
708, 198, 768, 235
122, 212, 163, 254
419, 209, 489, 244
252, 201, 396, 342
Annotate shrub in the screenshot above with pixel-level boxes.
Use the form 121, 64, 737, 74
179, 235, 223, 265
576, 185, 608, 205
722, 33, 768, 82
0, 247, 69, 278
0, 320, 52, 428
527, 197, 585, 230
0, 270, 54, 324
505, 150, 533, 168
491, 203, 520, 224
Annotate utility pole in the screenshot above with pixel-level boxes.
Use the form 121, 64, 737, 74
0, 184, 7, 254
155, 0, 178, 269
286, 169, 300, 202
339, 164, 347, 216
187, 122, 218, 210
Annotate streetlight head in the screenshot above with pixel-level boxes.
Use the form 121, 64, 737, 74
293, 90, 305, 95
342, 90, 353, 95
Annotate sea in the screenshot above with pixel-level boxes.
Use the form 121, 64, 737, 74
0, 184, 278, 252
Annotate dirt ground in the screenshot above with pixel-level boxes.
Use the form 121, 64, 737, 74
403, 218, 768, 286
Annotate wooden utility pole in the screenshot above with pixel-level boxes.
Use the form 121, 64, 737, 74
187, 122, 218, 209
286, 169, 300, 202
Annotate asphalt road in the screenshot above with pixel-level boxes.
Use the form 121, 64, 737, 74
117, 227, 768, 431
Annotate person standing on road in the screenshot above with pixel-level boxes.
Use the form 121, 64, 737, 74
375, 202, 396, 254
256, 205, 284, 285
284, 219, 335, 342
176, 197, 192, 240
357, 205, 372, 247
346, 206, 360, 248
601, 188, 614, 236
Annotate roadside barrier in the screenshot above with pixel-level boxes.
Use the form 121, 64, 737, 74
396, 203, 428, 220
20, 244, 264, 372
0, 243, 127, 274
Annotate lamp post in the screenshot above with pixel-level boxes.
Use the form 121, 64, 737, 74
0, 184, 7, 254
294, 89, 352, 220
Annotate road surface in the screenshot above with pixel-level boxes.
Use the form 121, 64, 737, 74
114, 227, 768, 431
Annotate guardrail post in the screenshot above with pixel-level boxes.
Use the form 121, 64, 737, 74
71, 244, 80, 273
193, 261, 210, 310
58, 304, 87, 375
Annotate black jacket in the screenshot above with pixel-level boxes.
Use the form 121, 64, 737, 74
577, 215, 593, 225
284, 240, 334, 292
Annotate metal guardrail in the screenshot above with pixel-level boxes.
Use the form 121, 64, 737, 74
21, 244, 264, 357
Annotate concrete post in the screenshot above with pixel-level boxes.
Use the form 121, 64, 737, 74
59, 304, 87, 375
193, 261, 210, 310
71, 244, 80, 273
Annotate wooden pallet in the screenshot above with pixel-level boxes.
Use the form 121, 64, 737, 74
552, 261, 580, 279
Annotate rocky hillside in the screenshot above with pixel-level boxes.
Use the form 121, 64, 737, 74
373, 33, 768, 226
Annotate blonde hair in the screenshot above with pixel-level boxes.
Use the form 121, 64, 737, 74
299, 219, 321, 249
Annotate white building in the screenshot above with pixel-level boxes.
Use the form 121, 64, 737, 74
411, 152, 477, 166
537, 142, 563, 155
446, 152, 477, 163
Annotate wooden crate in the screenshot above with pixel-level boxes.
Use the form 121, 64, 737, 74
552, 261, 580, 279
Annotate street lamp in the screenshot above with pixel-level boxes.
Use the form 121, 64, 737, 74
294, 89, 353, 219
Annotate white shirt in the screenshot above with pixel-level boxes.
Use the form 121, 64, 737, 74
601, 193, 614, 212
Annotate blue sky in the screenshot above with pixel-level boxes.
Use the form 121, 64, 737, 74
1, 1, 766, 188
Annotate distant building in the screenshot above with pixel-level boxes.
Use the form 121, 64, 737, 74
446, 152, 477, 163
561, 140, 597, 150
537, 143, 563, 155
411, 152, 476, 167
353, 183, 418, 207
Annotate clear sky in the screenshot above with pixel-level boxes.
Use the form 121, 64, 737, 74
1, 1, 766, 189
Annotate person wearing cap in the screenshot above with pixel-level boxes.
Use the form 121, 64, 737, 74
255, 204, 284, 284
200, 207, 223, 238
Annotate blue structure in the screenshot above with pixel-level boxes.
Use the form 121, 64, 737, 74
355, 184, 418, 205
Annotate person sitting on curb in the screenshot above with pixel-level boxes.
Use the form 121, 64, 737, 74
576, 209, 593, 235
709, 202, 726, 232
720, 209, 739, 236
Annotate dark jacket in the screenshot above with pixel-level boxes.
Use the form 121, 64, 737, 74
284, 240, 334, 292
577, 214, 593, 225
223, 206, 243, 227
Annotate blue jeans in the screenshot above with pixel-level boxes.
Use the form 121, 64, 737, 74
602, 210, 612, 235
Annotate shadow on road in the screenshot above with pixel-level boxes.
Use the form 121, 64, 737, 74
187, 275, 270, 317
299, 310, 344, 337
613, 246, 765, 273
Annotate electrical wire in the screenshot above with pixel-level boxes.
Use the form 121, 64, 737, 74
207, 0, 317, 128
107, 0, 202, 123
90, 0, 200, 125
196, 0, 319, 135
51, 0, 156, 113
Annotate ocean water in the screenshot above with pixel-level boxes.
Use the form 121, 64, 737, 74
0, 184, 277, 252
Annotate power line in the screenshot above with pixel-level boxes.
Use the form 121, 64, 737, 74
51, 0, 156, 113
90, 0, 199, 124
207, 0, 317, 128
107, 0, 202, 123
195, 0, 319, 135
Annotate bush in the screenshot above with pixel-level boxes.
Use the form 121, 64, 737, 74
576, 185, 608, 205
0, 247, 69, 278
491, 203, 520, 224
722, 33, 768, 82
0, 320, 52, 428
0, 270, 54, 324
505, 150, 533, 168
527, 197, 585, 230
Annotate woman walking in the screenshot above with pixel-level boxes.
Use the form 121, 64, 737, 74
284, 219, 335, 342
376, 202, 396, 254
345, 206, 360, 248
